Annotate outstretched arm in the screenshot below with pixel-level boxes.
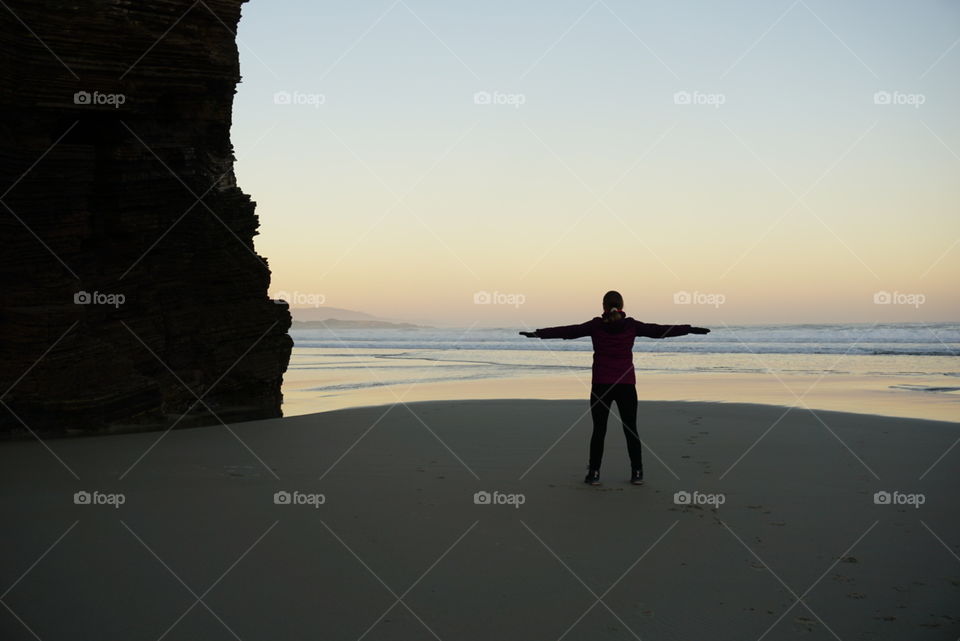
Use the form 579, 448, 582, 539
519, 320, 593, 339
634, 320, 710, 339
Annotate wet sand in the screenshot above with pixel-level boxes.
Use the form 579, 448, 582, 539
282, 371, 960, 423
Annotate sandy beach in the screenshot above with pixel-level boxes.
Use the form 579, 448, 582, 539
2, 400, 957, 640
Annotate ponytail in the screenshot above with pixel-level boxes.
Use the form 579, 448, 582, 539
604, 307, 624, 322
602, 290, 624, 322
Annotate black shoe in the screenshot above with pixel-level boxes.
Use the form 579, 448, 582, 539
630, 469, 644, 485
584, 469, 601, 486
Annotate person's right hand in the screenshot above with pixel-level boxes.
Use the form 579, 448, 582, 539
690, 327, 710, 335
519, 331, 538, 338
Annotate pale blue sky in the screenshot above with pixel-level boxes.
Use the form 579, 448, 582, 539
232, 1, 959, 324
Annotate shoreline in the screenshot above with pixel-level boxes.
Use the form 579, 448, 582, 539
282, 372, 960, 424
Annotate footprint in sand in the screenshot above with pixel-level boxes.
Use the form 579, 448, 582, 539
223, 464, 261, 477
793, 616, 816, 631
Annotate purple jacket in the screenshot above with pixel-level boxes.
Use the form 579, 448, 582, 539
535, 313, 695, 385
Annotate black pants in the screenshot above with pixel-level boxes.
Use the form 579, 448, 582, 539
589, 383, 642, 472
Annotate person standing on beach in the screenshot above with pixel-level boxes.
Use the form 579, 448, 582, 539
519, 291, 710, 486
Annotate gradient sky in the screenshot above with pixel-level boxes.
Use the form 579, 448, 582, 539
232, 0, 959, 326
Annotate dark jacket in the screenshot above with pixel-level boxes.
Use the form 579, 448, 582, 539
535, 312, 694, 384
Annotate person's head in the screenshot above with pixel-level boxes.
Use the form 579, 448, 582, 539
602, 291, 624, 314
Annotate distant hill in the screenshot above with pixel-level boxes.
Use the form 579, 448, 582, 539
291, 319, 429, 329
287, 306, 434, 327
288, 306, 384, 322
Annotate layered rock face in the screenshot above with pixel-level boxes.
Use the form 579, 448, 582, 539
0, 0, 292, 434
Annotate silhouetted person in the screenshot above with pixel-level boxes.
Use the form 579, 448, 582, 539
520, 291, 710, 486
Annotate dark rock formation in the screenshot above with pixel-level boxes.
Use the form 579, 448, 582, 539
0, 0, 292, 434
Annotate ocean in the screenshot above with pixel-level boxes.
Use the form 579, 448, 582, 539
281, 323, 959, 420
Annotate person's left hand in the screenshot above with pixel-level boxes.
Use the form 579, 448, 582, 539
519, 331, 538, 338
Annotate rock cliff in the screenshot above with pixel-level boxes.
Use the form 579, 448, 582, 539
0, 0, 292, 434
